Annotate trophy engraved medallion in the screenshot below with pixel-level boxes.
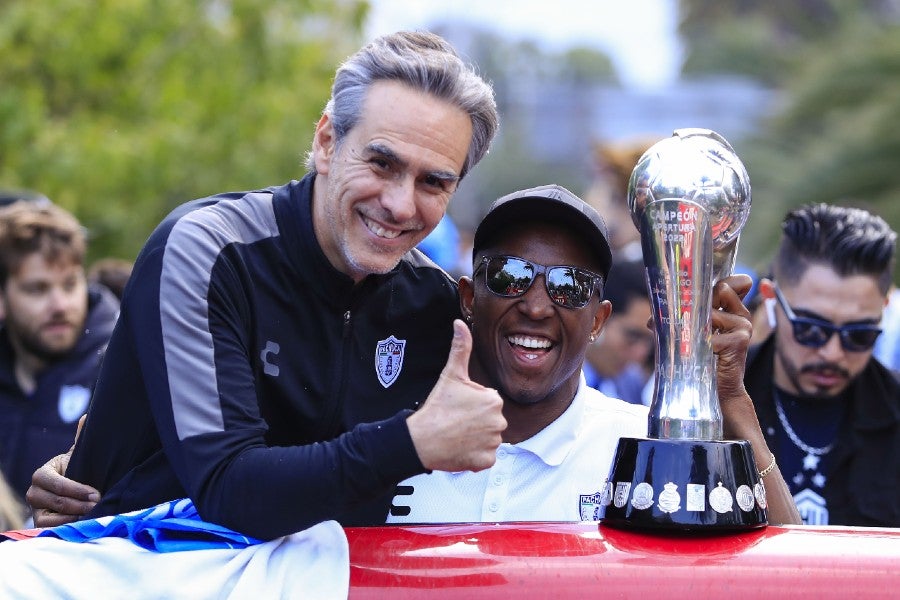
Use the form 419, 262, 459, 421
600, 128, 767, 530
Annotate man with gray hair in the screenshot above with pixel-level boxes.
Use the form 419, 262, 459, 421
31, 31, 503, 539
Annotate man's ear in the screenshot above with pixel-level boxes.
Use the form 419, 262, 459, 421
758, 277, 775, 300
591, 299, 613, 340
312, 114, 337, 175
758, 278, 778, 328
458, 276, 475, 325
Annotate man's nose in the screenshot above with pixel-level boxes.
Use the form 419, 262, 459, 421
48, 287, 75, 311
517, 275, 555, 318
817, 330, 846, 359
381, 177, 417, 223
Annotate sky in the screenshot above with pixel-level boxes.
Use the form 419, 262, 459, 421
365, 0, 682, 90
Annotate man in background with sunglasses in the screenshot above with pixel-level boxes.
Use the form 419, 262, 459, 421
745, 203, 900, 527
389, 185, 799, 525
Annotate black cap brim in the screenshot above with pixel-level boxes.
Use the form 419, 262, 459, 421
473, 184, 613, 280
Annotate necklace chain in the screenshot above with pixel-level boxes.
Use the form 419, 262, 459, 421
774, 393, 835, 456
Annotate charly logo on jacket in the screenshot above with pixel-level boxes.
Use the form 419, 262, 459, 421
260, 340, 280, 377
375, 335, 406, 388
58, 385, 91, 423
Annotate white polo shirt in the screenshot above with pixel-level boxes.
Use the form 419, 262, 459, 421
387, 376, 648, 523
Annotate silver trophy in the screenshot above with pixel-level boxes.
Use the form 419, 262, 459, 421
601, 129, 767, 530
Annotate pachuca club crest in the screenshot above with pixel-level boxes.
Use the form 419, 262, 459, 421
376, 335, 406, 388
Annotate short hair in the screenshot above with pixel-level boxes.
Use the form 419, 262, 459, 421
772, 203, 897, 294
604, 258, 649, 309
306, 31, 498, 179
0, 201, 86, 286
88, 257, 134, 300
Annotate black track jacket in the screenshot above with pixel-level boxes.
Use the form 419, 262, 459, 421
67, 175, 460, 539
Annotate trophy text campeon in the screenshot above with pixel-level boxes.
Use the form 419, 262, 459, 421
600, 129, 768, 530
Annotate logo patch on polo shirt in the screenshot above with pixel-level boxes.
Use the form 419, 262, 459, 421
58, 384, 91, 423
579, 489, 605, 521
376, 335, 406, 388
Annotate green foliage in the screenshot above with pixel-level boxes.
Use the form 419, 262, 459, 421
740, 21, 900, 278
0, 0, 368, 263
678, 0, 900, 280
679, 0, 849, 85
457, 27, 617, 85
557, 46, 616, 84
680, 16, 795, 85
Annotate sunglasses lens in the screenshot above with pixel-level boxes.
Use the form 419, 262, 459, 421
792, 320, 831, 348
791, 318, 881, 351
484, 257, 534, 297
546, 267, 594, 308
482, 256, 599, 309
776, 284, 881, 352
843, 327, 882, 351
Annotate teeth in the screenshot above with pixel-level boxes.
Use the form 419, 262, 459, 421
364, 217, 402, 239
508, 335, 551, 349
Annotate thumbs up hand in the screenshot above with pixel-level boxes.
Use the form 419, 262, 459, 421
407, 320, 507, 472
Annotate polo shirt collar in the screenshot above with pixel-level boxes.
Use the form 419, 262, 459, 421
512, 374, 588, 467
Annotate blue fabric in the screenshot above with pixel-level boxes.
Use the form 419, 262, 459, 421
417, 214, 460, 273
733, 262, 758, 307
582, 363, 648, 406
36, 498, 262, 552
874, 288, 900, 371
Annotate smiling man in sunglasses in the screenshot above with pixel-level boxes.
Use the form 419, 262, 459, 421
745, 203, 900, 527
389, 185, 799, 524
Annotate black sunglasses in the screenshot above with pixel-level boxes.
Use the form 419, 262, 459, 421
772, 283, 882, 352
474, 255, 603, 310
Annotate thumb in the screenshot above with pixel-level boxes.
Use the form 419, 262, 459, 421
76, 414, 87, 442
442, 319, 473, 381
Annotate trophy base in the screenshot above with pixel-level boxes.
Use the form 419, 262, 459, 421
600, 438, 768, 532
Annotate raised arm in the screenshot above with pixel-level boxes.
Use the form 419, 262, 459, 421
711, 275, 802, 525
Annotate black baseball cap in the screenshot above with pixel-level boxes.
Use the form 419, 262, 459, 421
473, 184, 614, 280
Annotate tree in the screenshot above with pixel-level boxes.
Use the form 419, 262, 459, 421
679, 0, 880, 85
676, 0, 900, 279
740, 20, 900, 272
0, 0, 368, 262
